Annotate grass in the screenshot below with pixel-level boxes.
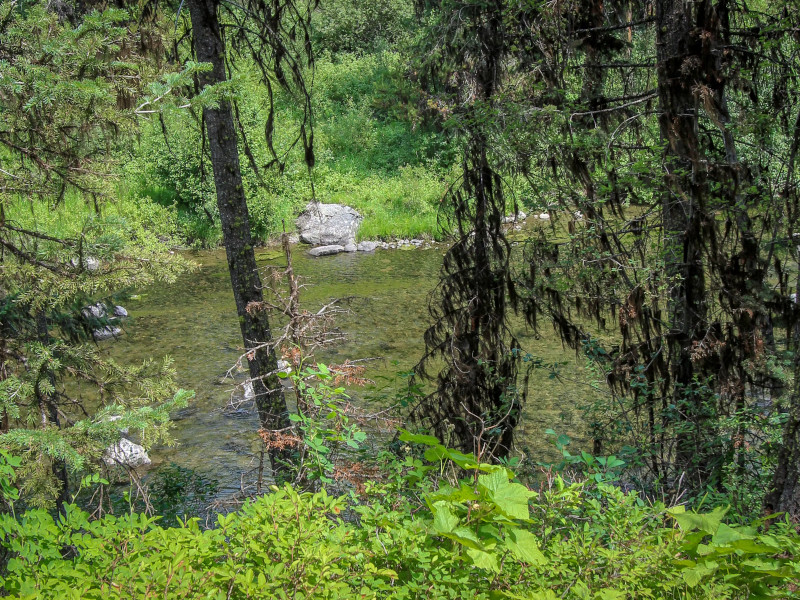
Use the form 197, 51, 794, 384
118, 50, 454, 247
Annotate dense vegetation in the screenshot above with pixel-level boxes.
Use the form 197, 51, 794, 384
2, 0, 800, 596
2, 430, 800, 599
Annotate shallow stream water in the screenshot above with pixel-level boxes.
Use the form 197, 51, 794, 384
103, 244, 595, 496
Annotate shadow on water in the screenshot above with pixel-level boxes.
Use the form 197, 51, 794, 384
103, 244, 598, 500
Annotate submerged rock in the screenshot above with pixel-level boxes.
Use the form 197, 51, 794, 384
357, 241, 379, 252
93, 326, 122, 341
103, 438, 151, 468
296, 202, 362, 246
82, 301, 128, 340
308, 245, 344, 257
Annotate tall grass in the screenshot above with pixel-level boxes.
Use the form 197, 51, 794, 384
121, 50, 454, 246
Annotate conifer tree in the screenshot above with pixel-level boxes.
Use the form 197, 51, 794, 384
0, 0, 188, 508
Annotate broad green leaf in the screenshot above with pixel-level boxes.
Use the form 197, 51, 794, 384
467, 548, 499, 572
398, 430, 441, 447
681, 563, 712, 587
732, 539, 783, 554
506, 528, 547, 566
478, 473, 535, 521
479, 469, 508, 494
712, 523, 752, 546
668, 505, 728, 534
431, 501, 459, 534
594, 590, 626, 600
440, 526, 484, 550
428, 483, 478, 504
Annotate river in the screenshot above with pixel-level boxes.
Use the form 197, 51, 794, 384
103, 244, 595, 499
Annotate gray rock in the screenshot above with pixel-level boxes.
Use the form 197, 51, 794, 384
82, 302, 126, 340
93, 326, 122, 341
411, 239, 423, 245
503, 215, 516, 224
308, 245, 344, 257
538, 212, 551, 220
103, 438, 151, 468
296, 202, 362, 246
343, 243, 357, 252
82, 302, 106, 319
357, 241, 379, 252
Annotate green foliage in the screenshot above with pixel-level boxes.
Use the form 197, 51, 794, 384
311, 0, 414, 54
541, 430, 627, 485
668, 505, 800, 596
0, 0, 193, 511
1, 442, 797, 599
125, 49, 450, 245
287, 362, 368, 485
1, 388, 192, 508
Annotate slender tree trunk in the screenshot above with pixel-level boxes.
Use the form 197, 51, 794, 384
656, 0, 708, 486
187, 0, 289, 455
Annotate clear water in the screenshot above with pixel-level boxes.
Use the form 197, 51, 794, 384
103, 245, 595, 495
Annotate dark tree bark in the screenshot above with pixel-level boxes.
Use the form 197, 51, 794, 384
655, 0, 710, 485
766, 376, 800, 517
186, 0, 288, 442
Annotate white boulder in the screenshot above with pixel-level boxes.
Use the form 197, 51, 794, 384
296, 202, 362, 247
103, 438, 151, 468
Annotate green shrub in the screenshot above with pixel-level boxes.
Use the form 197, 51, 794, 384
2, 439, 798, 599
311, 0, 415, 54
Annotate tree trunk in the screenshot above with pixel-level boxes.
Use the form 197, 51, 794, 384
186, 0, 289, 448
765, 370, 800, 518
656, 0, 709, 486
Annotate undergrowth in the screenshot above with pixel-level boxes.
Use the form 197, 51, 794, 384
0, 433, 798, 599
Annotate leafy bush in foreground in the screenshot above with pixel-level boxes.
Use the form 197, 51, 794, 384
1, 440, 798, 599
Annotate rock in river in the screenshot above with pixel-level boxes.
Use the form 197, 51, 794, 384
308, 245, 344, 257
296, 202, 362, 246
103, 438, 151, 468
82, 301, 128, 340
357, 241, 379, 252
